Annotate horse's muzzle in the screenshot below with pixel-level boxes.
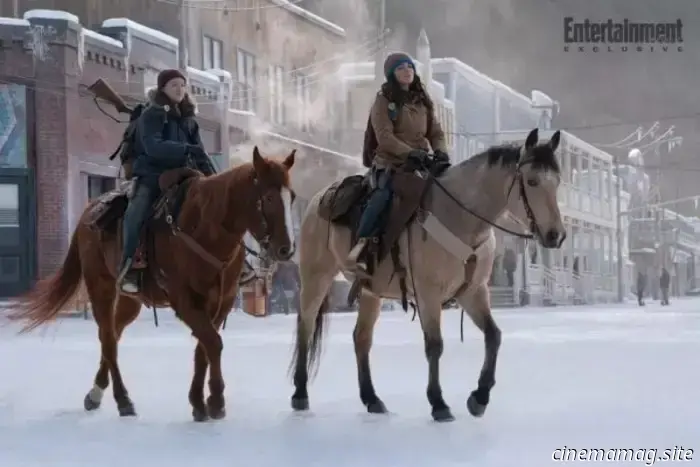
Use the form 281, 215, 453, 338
541, 228, 566, 249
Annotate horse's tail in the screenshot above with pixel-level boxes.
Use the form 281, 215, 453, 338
6, 227, 83, 333
289, 294, 330, 380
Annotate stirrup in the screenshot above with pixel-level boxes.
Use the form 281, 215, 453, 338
120, 277, 139, 294
117, 258, 139, 293
347, 238, 369, 264
353, 257, 373, 279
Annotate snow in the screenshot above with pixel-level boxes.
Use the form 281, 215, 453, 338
186, 66, 220, 84
0, 18, 30, 27
83, 28, 124, 49
101, 18, 178, 48
206, 68, 233, 81
268, 0, 345, 37
1, 299, 699, 466
23, 9, 79, 24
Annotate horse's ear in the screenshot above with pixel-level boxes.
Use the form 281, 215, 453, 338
252, 146, 267, 176
549, 130, 561, 152
283, 149, 296, 170
525, 128, 539, 150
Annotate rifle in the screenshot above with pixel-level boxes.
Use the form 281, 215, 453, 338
87, 78, 132, 115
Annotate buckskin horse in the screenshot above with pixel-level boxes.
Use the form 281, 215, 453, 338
7, 146, 297, 422
290, 128, 565, 422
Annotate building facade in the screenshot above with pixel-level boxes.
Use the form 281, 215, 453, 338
0, 10, 255, 296
618, 163, 700, 298
431, 56, 635, 305
0, 1, 354, 297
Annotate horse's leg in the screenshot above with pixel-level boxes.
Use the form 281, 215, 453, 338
172, 292, 225, 421
187, 295, 236, 422
82, 276, 138, 416
83, 294, 141, 412
290, 264, 336, 411
353, 291, 387, 413
417, 292, 453, 422
458, 284, 501, 418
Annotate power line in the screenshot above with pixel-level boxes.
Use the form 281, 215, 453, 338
156, 0, 308, 11
0, 33, 385, 108
5, 73, 700, 144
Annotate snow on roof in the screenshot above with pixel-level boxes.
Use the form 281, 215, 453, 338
267, 0, 345, 37
206, 68, 232, 81
24, 9, 79, 24
0, 17, 30, 27
101, 18, 178, 47
186, 66, 220, 84
83, 28, 123, 48
432, 57, 534, 109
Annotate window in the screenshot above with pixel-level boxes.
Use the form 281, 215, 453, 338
236, 49, 256, 112
87, 175, 115, 200
268, 65, 284, 125
292, 70, 311, 131
202, 35, 223, 70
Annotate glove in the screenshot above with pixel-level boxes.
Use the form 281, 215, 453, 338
186, 145, 217, 175
187, 144, 207, 159
407, 149, 429, 162
433, 150, 450, 162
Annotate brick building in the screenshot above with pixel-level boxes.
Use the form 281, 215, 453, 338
0, 11, 251, 296
0, 2, 361, 297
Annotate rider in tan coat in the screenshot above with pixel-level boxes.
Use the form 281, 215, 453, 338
348, 52, 450, 277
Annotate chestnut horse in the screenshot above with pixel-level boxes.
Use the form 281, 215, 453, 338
7, 146, 296, 422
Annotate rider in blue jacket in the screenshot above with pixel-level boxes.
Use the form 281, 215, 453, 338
117, 69, 216, 293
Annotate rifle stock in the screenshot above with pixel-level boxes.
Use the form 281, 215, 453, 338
88, 78, 132, 115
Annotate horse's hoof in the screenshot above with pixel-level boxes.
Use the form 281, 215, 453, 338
192, 408, 209, 422
431, 407, 455, 422
206, 396, 226, 420
83, 393, 101, 412
366, 400, 388, 414
208, 405, 226, 420
291, 397, 309, 411
118, 402, 137, 417
466, 393, 488, 417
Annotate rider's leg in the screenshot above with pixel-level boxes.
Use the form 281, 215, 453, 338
348, 170, 393, 275
117, 182, 157, 293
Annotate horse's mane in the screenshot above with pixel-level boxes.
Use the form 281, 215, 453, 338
184, 158, 292, 231
457, 142, 560, 174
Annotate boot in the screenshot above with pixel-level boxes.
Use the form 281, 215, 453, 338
347, 238, 371, 280
116, 257, 139, 293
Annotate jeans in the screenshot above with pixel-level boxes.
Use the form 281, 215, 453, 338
120, 182, 159, 269
357, 169, 393, 239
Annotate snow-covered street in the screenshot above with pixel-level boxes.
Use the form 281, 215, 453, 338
1, 300, 698, 466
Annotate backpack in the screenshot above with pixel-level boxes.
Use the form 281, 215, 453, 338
361, 95, 434, 168
108, 103, 147, 180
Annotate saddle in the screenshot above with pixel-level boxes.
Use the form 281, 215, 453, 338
86, 168, 200, 270
318, 168, 430, 297
319, 155, 450, 308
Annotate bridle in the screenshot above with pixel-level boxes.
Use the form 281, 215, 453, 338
243, 176, 295, 283
430, 155, 541, 241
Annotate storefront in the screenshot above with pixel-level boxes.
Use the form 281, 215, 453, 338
0, 83, 36, 297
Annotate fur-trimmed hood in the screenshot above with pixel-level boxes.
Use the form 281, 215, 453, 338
145, 87, 198, 118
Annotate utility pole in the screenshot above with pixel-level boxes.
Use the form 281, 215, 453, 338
615, 154, 624, 302
178, 0, 188, 72
374, 0, 386, 85
13, 0, 19, 18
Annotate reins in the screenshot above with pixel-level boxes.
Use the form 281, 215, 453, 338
429, 158, 539, 241
407, 155, 542, 337
148, 174, 279, 328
